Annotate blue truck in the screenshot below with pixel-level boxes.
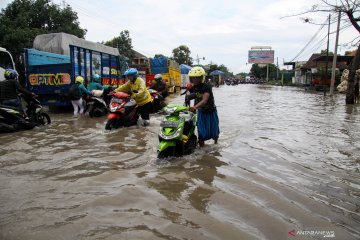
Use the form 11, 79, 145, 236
25, 33, 128, 106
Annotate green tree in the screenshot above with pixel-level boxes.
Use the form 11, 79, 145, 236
250, 64, 262, 78
0, 0, 86, 83
154, 54, 168, 58
218, 64, 231, 75
320, 49, 334, 55
103, 30, 134, 60
172, 45, 193, 65
250, 63, 279, 80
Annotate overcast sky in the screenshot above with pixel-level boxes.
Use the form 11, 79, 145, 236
1, 0, 358, 73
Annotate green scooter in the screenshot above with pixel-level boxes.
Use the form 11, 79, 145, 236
157, 103, 197, 159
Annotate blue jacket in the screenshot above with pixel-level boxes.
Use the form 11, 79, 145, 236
88, 82, 105, 92
79, 83, 92, 96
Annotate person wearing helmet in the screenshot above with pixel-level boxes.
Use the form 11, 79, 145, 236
150, 74, 168, 98
187, 66, 220, 147
0, 69, 36, 119
88, 74, 106, 92
114, 68, 152, 126
69, 76, 91, 116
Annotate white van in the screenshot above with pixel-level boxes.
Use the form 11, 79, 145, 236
0, 47, 16, 81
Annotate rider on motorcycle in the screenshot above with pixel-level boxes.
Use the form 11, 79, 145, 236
0, 69, 36, 119
88, 74, 105, 92
150, 74, 169, 98
114, 68, 152, 126
87, 74, 112, 105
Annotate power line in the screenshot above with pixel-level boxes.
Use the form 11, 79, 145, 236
290, 13, 353, 62
289, 17, 329, 62
293, 23, 353, 60
64, 0, 124, 30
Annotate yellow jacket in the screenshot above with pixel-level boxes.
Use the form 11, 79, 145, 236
114, 77, 152, 106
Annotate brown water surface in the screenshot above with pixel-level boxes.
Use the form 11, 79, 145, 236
0, 85, 359, 240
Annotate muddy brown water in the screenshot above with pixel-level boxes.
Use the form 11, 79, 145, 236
0, 85, 359, 240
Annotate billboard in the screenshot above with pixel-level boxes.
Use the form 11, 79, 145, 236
248, 50, 274, 63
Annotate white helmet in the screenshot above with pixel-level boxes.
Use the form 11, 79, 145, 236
154, 74, 162, 81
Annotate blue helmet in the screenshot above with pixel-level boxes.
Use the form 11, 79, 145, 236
4, 69, 18, 80
92, 74, 101, 83
124, 68, 138, 78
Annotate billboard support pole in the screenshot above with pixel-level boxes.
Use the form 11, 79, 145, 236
266, 63, 269, 81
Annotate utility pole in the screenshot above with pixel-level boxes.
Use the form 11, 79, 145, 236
195, 54, 205, 66
324, 14, 331, 96
276, 57, 279, 80
330, 11, 341, 96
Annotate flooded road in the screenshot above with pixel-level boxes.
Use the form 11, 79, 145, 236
0, 85, 359, 240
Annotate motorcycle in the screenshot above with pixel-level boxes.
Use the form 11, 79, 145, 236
105, 92, 138, 130
148, 89, 166, 113
157, 103, 197, 159
86, 87, 114, 117
0, 95, 51, 133
85, 93, 108, 118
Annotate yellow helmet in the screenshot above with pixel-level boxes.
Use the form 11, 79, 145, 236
75, 76, 84, 84
188, 66, 206, 83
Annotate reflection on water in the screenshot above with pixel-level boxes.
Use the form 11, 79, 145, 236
0, 85, 359, 240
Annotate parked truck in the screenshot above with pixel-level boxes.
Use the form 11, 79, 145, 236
149, 56, 180, 93
24, 33, 127, 106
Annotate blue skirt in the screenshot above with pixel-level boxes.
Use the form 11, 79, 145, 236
197, 109, 220, 141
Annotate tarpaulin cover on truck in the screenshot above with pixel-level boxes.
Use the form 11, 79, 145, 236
33, 32, 119, 56
210, 70, 225, 76
180, 64, 192, 74
150, 56, 167, 68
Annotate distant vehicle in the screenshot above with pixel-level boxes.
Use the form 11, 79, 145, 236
0, 47, 16, 81
149, 56, 180, 93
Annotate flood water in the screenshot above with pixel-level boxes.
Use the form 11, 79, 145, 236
0, 85, 359, 240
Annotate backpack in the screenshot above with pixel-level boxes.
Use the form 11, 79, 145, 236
68, 83, 81, 100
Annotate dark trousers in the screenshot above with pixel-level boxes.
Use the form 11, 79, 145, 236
137, 101, 153, 120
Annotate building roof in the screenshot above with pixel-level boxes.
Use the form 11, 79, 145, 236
301, 53, 351, 70
301, 54, 321, 69
132, 49, 147, 59
313, 55, 353, 64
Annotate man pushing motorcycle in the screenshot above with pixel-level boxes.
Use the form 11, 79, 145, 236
113, 68, 152, 126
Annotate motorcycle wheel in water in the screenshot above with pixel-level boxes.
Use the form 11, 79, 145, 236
25, 95, 51, 125
87, 89, 111, 118
0, 95, 50, 133
105, 92, 139, 130
157, 103, 197, 159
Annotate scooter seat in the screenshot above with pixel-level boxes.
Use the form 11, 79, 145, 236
124, 100, 137, 112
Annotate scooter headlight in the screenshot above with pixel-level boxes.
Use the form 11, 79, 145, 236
110, 102, 121, 112
164, 107, 176, 115
159, 128, 182, 140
